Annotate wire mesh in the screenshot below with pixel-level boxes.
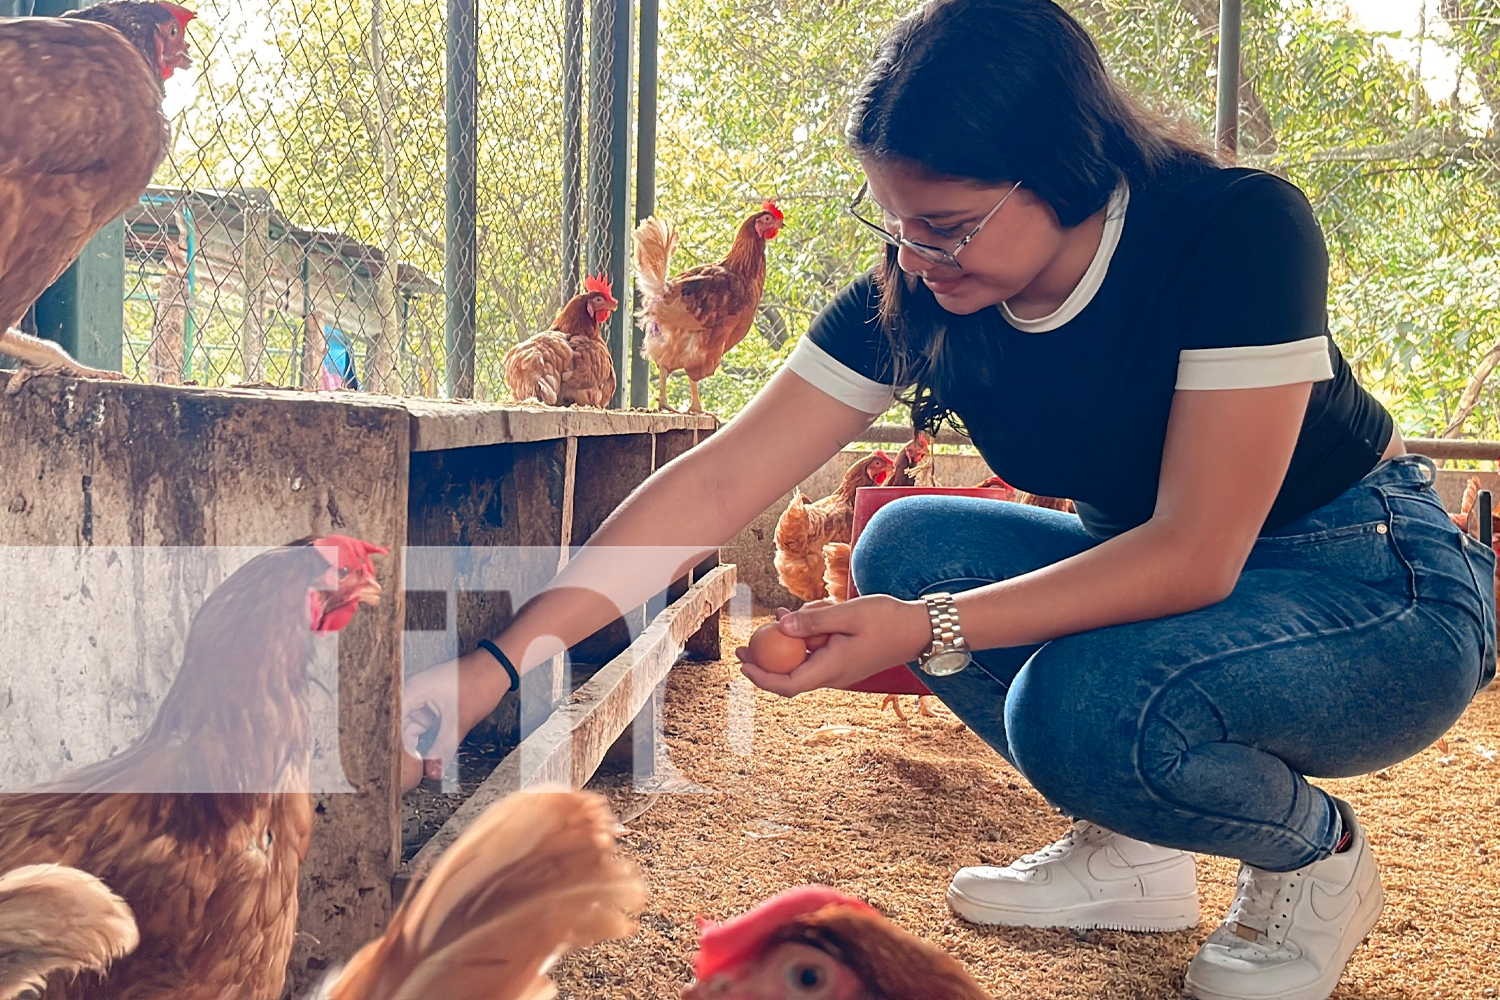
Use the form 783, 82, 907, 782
122, 0, 570, 398
76, 0, 1500, 429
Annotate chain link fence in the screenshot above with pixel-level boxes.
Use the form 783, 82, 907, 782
103, 0, 1499, 433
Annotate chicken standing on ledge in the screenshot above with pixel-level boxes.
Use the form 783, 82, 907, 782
682, 885, 991, 1000
503, 273, 619, 407
0, 535, 385, 1000
0, 0, 195, 393
314, 789, 644, 1000
0, 865, 139, 1000
633, 200, 782, 413
775, 450, 893, 604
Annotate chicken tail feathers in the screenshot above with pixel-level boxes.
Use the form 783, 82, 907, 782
0, 865, 139, 1000
822, 542, 852, 603
631, 216, 678, 301
317, 789, 644, 1000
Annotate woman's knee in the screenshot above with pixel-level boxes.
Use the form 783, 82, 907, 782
849, 496, 959, 599
1005, 635, 1149, 816
850, 494, 1088, 600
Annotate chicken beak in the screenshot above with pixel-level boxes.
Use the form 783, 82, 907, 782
357, 577, 383, 606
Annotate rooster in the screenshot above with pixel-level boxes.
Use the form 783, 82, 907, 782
0, 0, 195, 393
0, 534, 386, 1000
681, 885, 990, 1000
0, 865, 139, 1000
633, 200, 783, 413
314, 788, 644, 1000
503, 273, 619, 407
775, 451, 893, 604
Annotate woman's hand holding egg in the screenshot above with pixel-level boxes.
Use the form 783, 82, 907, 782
735, 595, 931, 697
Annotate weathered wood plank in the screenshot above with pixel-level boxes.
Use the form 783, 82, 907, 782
405, 400, 716, 453
0, 377, 407, 999
394, 563, 737, 897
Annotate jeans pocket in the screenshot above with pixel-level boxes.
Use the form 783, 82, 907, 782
1460, 536, 1497, 692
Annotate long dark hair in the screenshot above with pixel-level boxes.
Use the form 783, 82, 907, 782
846, 0, 1214, 434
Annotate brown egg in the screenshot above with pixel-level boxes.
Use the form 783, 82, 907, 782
748, 622, 810, 675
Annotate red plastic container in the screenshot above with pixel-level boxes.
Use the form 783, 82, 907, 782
835, 486, 1011, 694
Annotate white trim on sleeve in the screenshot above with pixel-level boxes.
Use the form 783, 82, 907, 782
785, 335, 898, 414
1175, 336, 1334, 390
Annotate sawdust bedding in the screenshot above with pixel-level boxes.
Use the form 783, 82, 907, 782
553, 613, 1500, 1000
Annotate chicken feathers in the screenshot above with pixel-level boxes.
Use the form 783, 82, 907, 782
0, 866, 139, 1000
316, 789, 644, 1000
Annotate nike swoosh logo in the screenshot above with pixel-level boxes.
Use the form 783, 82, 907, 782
1310, 878, 1359, 923
1085, 848, 1186, 883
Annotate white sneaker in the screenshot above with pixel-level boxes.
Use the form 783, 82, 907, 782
1184, 803, 1383, 1000
946, 820, 1201, 931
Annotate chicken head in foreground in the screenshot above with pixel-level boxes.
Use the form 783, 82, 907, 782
315, 788, 645, 1000
683, 885, 990, 1000
0, 0, 195, 392
0, 534, 385, 999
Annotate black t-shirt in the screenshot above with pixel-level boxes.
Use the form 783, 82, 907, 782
785, 166, 1394, 539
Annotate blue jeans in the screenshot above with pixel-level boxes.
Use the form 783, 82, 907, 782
851, 456, 1496, 872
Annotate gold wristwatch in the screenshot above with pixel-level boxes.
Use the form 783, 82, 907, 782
917, 592, 972, 676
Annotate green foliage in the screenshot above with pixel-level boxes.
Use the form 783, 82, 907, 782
144, 0, 1500, 436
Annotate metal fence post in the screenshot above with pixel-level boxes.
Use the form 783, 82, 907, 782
630, 0, 657, 410
561, 0, 584, 299
1215, 0, 1242, 155
587, 0, 634, 410
445, 0, 478, 398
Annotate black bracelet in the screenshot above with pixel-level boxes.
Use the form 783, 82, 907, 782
477, 639, 520, 693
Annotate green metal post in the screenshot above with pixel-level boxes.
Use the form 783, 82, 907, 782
1215, 0, 1242, 154
444, 0, 478, 398
19, 0, 125, 374
631, 0, 657, 409
561, 0, 583, 297
586, 0, 633, 409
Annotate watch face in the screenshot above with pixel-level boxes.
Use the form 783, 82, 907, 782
923, 650, 972, 677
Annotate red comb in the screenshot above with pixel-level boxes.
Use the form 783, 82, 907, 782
314, 535, 388, 576
692, 886, 874, 982
583, 272, 616, 303
157, 1, 195, 28
761, 199, 783, 223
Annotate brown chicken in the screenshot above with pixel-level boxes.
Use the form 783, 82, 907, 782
886, 432, 933, 488
0, 865, 139, 1000
633, 201, 783, 413
682, 885, 990, 1000
0, 534, 386, 1000
504, 273, 619, 407
775, 451, 893, 603
975, 474, 1074, 512
0, 0, 194, 393
314, 788, 644, 1000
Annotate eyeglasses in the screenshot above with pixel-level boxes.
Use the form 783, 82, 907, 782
847, 178, 1022, 269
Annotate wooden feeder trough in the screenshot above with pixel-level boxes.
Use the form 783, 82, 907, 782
0, 378, 735, 996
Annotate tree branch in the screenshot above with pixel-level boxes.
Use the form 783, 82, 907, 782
1438, 0, 1500, 120
1442, 338, 1500, 437
1241, 127, 1499, 167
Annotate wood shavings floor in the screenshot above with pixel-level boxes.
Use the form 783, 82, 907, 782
554, 614, 1500, 1000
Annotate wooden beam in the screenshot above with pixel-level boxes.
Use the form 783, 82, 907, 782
405, 401, 716, 452
394, 563, 737, 899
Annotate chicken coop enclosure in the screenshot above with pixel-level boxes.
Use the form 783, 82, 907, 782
3, 0, 1498, 433
0, 383, 733, 995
